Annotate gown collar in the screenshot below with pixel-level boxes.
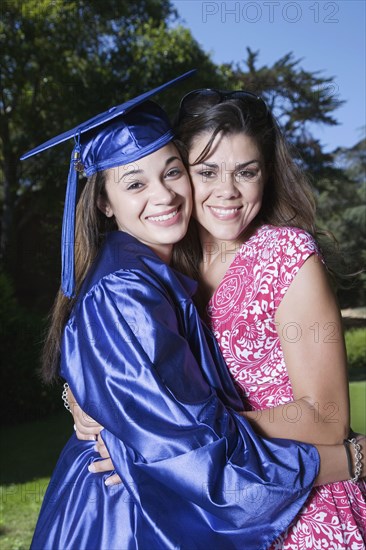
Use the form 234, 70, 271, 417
91, 231, 198, 298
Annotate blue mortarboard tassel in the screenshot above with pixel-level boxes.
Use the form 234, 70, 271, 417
61, 135, 82, 298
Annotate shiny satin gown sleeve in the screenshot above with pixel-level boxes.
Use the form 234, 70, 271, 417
61, 268, 319, 550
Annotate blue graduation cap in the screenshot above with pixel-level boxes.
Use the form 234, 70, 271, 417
20, 70, 196, 298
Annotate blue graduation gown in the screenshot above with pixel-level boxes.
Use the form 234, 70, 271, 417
31, 231, 319, 550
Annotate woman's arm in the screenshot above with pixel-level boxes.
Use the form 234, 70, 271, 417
242, 255, 350, 445
84, 429, 366, 487
315, 436, 364, 485
70, 387, 365, 487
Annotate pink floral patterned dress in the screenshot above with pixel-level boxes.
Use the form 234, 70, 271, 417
207, 225, 366, 549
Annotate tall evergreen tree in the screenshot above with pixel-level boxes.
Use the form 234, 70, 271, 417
223, 48, 345, 176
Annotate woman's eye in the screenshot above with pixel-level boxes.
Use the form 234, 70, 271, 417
199, 170, 216, 179
166, 168, 181, 178
126, 181, 143, 191
236, 169, 259, 180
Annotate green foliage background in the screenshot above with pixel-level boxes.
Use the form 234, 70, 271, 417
345, 328, 366, 380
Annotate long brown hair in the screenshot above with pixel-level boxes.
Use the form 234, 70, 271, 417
41, 171, 117, 383
172, 100, 317, 278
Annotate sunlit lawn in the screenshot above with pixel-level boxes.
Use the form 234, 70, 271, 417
1, 382, 365, 549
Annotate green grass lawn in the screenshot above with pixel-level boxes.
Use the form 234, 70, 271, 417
1, 382, 365, 549
0, 412, 71, 550
0, 477, 50, 550
350, 380, 366, 434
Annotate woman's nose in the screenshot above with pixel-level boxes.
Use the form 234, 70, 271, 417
150, 179, 176, 204
214, 174, 240, 199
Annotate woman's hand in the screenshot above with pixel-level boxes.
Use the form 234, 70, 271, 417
66, 389, 122, 486
88, 433, 123, 486
67, 386, 103, 441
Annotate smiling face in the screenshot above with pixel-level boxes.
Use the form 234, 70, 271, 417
188, 132, 265, 250
98, 143, 192, 262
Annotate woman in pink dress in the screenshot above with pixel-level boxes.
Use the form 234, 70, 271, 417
173, 89, 366, 548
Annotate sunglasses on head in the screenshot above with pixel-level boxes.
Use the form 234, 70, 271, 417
178, 88, 268, 121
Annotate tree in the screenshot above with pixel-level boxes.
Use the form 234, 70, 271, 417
0, 0, 219, 307
316, 138, 366, 307
0, 0, 180, 264
222, 48, 345, 177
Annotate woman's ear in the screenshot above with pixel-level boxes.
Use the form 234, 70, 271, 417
97, 195, 113, 218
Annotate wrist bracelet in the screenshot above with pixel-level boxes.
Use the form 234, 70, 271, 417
343, 439, 353, 479
343, 437, 363, 483
62, 382, 72, 414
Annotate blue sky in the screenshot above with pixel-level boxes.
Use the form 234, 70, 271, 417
171, 0, 365, 152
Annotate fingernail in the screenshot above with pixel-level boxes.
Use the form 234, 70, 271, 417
88, 464, 96, 473
89, 435, 97, 441
105, 477, 113, 486
93, 444, 98, 452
